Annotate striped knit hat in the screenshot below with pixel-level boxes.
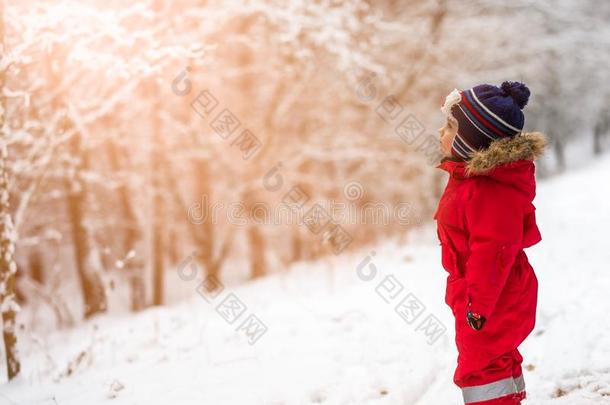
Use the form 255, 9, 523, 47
440, 81, 531, 161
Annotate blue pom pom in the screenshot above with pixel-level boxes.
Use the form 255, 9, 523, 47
501, 81, 530, 109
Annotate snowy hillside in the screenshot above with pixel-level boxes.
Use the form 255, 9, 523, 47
1, 155, 610, 404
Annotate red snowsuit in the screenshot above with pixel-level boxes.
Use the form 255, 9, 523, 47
434, 132, 546, 404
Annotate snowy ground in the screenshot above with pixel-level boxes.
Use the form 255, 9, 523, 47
1, 154, 610, 405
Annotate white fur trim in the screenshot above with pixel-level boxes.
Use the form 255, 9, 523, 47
441, 88, 462, 122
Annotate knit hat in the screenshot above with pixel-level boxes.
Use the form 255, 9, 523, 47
440, 81, 531, 161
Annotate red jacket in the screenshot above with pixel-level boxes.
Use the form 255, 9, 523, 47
434, 132, 548, 321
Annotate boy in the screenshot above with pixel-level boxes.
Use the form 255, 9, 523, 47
434, 81, 548, 404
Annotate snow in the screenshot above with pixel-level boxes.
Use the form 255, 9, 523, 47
1, 155, 610, 404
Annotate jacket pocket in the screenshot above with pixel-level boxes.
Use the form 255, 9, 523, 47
445, 276, 467, 316
440, 242, 457, 273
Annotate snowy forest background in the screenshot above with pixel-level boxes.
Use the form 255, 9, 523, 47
0, 0, 609, 403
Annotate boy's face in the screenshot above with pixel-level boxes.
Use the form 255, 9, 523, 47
438, 117, 458, 157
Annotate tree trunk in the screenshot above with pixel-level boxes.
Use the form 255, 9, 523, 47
151, 170, 164, 306
554, 135, 565, 172
149, 83, 165, 306
106, 139, 145, 311
29, 250, 43, 284
291, 160, 312, 263
0, 0, 21, 379
65, 134, 107, 318
593, 113, 608, 156
593, 129, 601, 156
235, 16, 267, 279
191, 158, 227, 282
167, 154, 229, 287
248, 224, 266, 279
291, 227, 303, 262
245, 192, 266, 279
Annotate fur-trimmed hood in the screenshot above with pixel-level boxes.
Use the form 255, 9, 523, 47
465, 131, 548, 176
436, 131, 548, 199
437, 132, 548, 176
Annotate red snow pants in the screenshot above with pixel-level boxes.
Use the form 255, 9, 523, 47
446, 249, 538, 404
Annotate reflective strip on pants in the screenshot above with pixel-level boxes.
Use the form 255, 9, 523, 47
462, 374, 526, 403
